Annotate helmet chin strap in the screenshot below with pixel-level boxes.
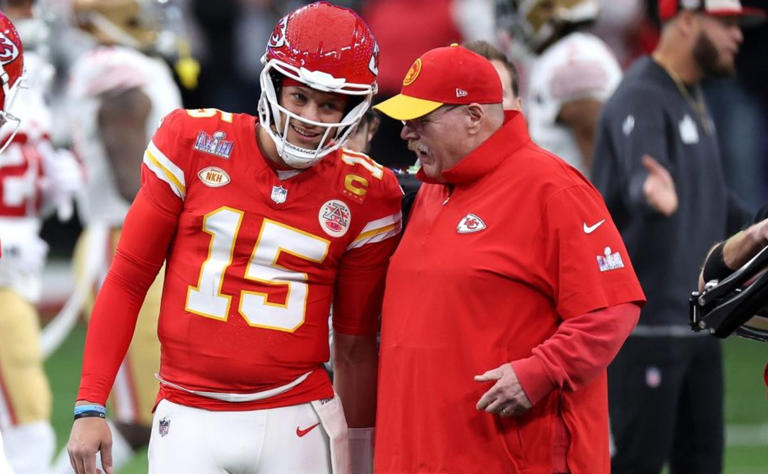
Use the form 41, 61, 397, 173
275, 116, 335, 169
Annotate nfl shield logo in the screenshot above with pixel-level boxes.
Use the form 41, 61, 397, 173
271, 185, 288, 204
159, 417, 170, 437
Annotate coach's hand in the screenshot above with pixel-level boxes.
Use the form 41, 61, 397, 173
67, 416, 113, 474
474, 363, 532, 417
642, 154, 678, 216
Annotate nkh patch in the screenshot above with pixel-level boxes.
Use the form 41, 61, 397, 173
271, 185, 288, 204
198, 166, 230, 187
597, 246, 624, 272
159, 417, 170, 437
194, 130, 234, 158
318, 199, 351, 238
457, 213, 486, 233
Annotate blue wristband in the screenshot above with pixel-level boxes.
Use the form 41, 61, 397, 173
74, 404, 106, 416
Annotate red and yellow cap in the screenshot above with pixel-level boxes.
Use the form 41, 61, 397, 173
374, 44, 503, 121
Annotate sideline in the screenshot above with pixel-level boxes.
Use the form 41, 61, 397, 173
726, 423, 768, 446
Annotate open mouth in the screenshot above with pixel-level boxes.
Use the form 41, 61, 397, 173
414, 142, 430, 161
290, 124, 322, 141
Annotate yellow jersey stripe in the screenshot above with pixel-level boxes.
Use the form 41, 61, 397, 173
352, 223, 398, 244
144, 150, 186, 198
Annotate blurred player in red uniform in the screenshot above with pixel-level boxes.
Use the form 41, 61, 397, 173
0, 12, 26, 474
66, 2, 401, 474
0, 4, 81, 473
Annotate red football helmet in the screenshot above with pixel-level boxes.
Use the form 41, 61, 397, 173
0, 11, 24, 152
258, 1, 379, 168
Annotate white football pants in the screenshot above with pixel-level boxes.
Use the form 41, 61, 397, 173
148, 398, 341, 473
0, 431, 14, 474
2, 421, 54, 474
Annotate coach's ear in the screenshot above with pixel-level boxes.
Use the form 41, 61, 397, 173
465, 103, 485, 135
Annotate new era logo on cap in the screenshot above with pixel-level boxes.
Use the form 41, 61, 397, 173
374, 44, 503, 121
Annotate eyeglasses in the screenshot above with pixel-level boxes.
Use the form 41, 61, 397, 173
401, 105, 463, 132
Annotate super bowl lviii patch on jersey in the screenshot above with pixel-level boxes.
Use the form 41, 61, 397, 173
597, 247, 624, 272
319, 200, 351, 238
194, 130, 234, 158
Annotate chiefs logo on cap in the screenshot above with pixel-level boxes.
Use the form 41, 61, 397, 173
403, 58, 422, 86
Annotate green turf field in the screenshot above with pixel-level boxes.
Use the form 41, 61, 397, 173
46, 326, 767, 473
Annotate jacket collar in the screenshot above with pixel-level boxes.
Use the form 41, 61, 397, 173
416, 110, 531, 185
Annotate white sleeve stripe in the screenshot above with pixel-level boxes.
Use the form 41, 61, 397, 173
346, 226, 400, 250
353, 222, 398, 244
356, 212, 402, 236
347, 211, 403, 250
143, 151, 186, 199
148, 140, 185, 187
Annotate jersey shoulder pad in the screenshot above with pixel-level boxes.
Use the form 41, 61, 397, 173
337, 148, 403, 204
338, 149, 403, 250
142, 108, 197, 200
152, 108, 240, 155
181, 108, 241, 160
69, 46, 153, 99
144, 108, 244, 199
545, 34, 621, 102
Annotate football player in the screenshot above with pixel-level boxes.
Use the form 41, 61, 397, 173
49, 0, 183, 472
0, 13, 25, 474
66, 2, 401, 474
498, 0, 622, 176
0, 3, 81, 473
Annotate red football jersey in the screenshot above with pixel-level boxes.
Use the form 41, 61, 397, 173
0, 137, 44, 218
116, 108, 401, 410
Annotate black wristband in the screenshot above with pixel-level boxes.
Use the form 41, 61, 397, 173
702, 242, 731, 283
74, 410, 106, 420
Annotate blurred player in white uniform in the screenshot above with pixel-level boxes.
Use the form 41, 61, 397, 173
48, 1, 183, 473
499, 0, 622, 176
0, 2, 81, 473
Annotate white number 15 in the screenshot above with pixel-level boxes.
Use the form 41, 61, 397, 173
185, 207, 330, 332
